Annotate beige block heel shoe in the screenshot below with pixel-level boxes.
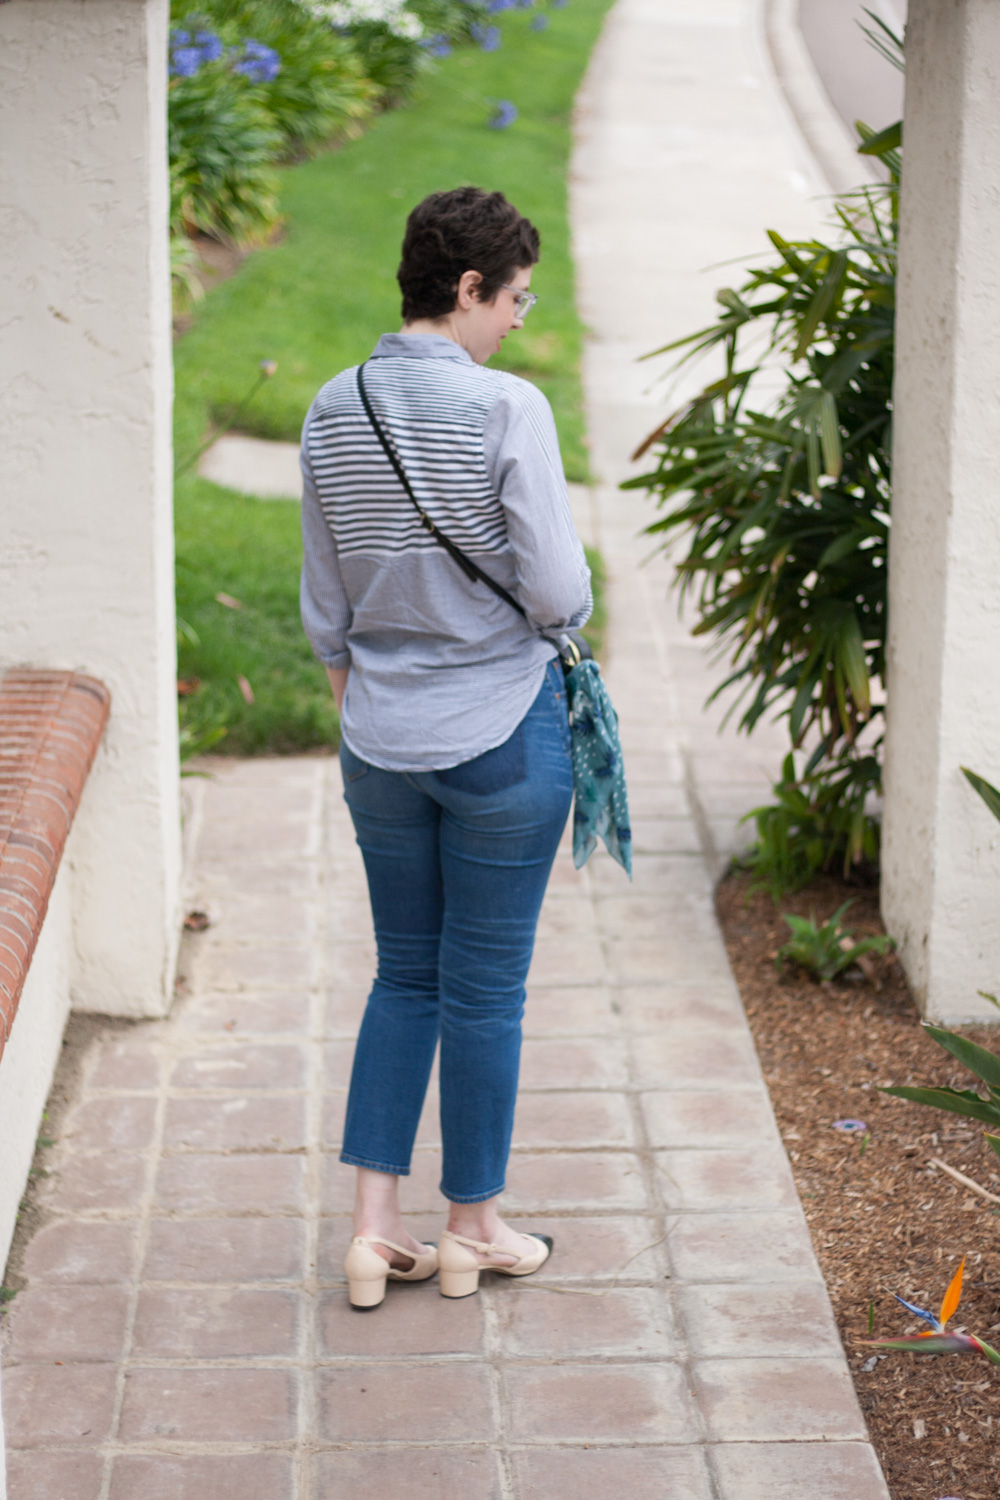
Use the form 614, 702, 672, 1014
438, 1229, 554, 1299
344, 1236, 438, 1310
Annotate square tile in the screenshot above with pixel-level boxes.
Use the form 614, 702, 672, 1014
118, 1367, 297, 1441
693, 1357, 867, 1441
512, 1091, 634, 1149
630, 1031, 762, 1090
170, 1042, 306, 1090
131, 1288, 300, 1357
62, 1096, 157, 1150
143, 1217, 304, 1282
640, 1088, 779, 1148
654, 1146, 797, 1212
522, 986, 620, 1035
109, 1455, 294, 1500
2, 1362, 118, 1446
512, 1447, 713, 1499
318, 1364, 494, 1441
667, 1212, 820, 1284
87, 1035, 162, 1091
613, 984, 745, 1033
505, 1363, 698, 1442
677, 1282, 843, 1359
519, 1038, 628, 1090
21, 1221, 137, 1284
164, 1095, 306, 1151
39, 1152, 149, 1213
153, 1153, 305, 1213
712, 1441, 890, 1500
313, 1449, 501, 1497
504, 1152, 649, 1212
193, 945, 314, 992
3, 1285, 130, 1361
7, 1450, 104, 1500
497, 1284, 676, 1358
178, 991, 311, 1035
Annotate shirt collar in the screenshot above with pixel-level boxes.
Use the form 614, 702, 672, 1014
369, 332, 474, 363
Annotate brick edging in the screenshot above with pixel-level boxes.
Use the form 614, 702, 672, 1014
0, 669, 111, 1063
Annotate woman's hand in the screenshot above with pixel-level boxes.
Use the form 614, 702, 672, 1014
326, 665, 349, 711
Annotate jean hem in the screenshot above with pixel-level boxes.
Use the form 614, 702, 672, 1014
440, 1181, 506, 1205
340, 1152, 411, 1176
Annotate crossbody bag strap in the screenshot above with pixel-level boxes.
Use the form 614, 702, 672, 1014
356, 361, 527, 619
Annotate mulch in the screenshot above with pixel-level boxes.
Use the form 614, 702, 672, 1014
715, 871, 1000, 1500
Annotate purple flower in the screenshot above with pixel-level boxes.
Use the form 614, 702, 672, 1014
486, 0, 514, 11
194, 30, 224, 62
832, 1118, 867, 1133
420, 32, 453, 55
470, 22, 501, 49
171, 27, 191, 45
529, 13, 548, 27
170, 45, 204, 77
233, 39, 281, 82
488, 99, 518, 130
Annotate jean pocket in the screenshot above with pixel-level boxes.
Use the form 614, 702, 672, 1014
340, 743, 370, 783
435, 722, 527, 794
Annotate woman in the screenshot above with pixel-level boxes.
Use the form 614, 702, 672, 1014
300, 186, 591, 1308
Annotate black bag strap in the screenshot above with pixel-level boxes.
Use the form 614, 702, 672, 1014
356, 362, 527, 619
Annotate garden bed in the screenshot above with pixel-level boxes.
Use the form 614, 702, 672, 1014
716, 870, 1000, 1500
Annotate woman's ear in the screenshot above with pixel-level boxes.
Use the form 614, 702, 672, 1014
456, 269, 483, 309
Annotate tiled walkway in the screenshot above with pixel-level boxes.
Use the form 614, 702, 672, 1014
1, 695, 887, 1500
3, 2, 893, 1496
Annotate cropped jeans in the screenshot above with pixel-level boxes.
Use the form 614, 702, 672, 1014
339, 661, 573, 1203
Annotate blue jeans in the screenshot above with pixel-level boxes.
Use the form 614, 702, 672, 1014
339, 662, 573, 1203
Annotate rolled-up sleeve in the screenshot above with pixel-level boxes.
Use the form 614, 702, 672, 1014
483, 379, 592, 632
300, 405, 352, 668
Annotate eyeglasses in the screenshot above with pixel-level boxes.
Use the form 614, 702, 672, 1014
502, 284, 538, 318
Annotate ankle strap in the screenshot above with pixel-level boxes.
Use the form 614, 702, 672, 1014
442, 1229, 497, 1253
352, 1235, 414, 1256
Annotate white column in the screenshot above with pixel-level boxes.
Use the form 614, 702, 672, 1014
0, 0, 181, 1017
881, 0, 1000, 1023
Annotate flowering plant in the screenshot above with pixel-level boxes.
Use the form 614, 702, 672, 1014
868, 1258, 1000, 1367
300, 0, 424, 41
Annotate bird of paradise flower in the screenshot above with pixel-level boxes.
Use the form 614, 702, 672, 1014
867, 1257, 1000, 1366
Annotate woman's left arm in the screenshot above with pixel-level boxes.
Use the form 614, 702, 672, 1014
483, 382, 592, 630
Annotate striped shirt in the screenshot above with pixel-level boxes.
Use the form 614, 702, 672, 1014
300, 333, 592, 772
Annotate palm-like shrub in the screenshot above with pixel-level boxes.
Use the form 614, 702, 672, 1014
625, 125, 898, 891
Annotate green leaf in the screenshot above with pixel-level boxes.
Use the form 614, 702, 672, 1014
986, 1132, 1000, 1163
793, 250, 849, 362
879, 1085, 1000, 1128
924, 1024, 1000, 1092
961, 767, 1000, 827
818, 531, 866, 568
858, 119, 902, 156
817, 389, 843, 478
837, 611, 871, 717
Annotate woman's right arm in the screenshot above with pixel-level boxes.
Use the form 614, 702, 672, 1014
300, 405, 353, 688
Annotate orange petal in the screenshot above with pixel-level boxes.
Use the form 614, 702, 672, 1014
939, 1255, 966, 1328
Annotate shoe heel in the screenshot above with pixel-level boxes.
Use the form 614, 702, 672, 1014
439, 1266, 480, 1299
348, 1274, 387, 1309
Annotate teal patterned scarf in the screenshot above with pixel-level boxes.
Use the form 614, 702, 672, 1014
565, 660, 632, 877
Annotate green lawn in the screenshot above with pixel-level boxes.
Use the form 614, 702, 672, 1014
175, 0, 613, 754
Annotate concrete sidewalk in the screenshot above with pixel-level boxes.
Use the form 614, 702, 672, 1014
1, 2, 891, 1496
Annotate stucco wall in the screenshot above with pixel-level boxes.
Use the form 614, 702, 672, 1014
882, 0, 1000, 1022
0, 876, 75, 1277
0, 0, 181, 1017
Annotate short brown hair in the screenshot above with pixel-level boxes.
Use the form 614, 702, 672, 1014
398, 187, 540, 322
